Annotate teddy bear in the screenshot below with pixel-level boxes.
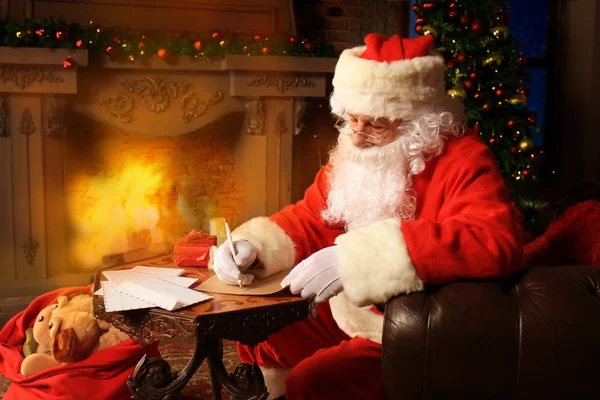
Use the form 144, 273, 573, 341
20, 293, 130, 376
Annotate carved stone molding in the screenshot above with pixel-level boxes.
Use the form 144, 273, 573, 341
274, 110, 287, 135
294, 98, 308, 136
180, 90, 223, 123
246, 75, 316, 94
43, 96, 69, 138
244, 98, 265, 135
124, 77, 188, 113
0, 96, 7, 137
20, 108, 36, 137
93, 91, 135, 124
0, 66, 64, 90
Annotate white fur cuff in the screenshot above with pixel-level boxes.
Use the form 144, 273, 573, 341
232, 217, 296, 279
334, 218, 424, 306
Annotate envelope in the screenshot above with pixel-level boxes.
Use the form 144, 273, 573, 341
197, 270, 291, 296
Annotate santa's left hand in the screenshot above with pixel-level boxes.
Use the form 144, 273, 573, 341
280, 246, 343, 303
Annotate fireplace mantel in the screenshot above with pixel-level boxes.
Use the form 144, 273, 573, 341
0, 47, 336, 297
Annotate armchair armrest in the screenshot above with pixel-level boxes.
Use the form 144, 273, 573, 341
382, 266, 600, 399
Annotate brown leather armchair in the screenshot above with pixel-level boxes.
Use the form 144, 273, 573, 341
382, 265, 600, 399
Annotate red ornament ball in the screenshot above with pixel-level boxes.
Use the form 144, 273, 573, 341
471, 20, 487, 34
242, 45, 249, 52
105, 46, 115, 56
473, 91, 483, 100
456, 53, 467, 64
261, 46, 269, 54
449, 11, 458, 19
194, 40, 202, 51
522, 169, 530, 176
35, 28, 44, 36
75, 39, 86, 49
449, 2, 458, 9
446, 61, 455, 69
211, 30, 224, 39
482, 103, 491, 110
463, 79, 474, 91
303, 42, 314, 52
460, 14, 472, 26
56, 29, 68, 40
157, 48, 168, 59
62, 57, 77, 69
469, 72, 478, 80
416, 17, 425, 25
253, 34, 261, 41
508, 120, 515, 128
423, 2, 435, 9
138, 41, 146, 50
26, 29, 33, 36
489, 138, 496, 144
412, 4, 420, 13
495, 88, 504, 97
289, 36, 297, 43
414, 25, 423, 34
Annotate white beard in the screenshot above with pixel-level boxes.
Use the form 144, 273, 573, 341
321, 133, 416, 232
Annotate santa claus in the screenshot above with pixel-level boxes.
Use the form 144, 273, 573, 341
213, 33, 524, 399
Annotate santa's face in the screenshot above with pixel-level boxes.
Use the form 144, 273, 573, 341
346, 113, 403, 148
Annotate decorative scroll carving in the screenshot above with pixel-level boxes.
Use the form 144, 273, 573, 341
93, 297, 196, 345
0, 66, 64, 90
20, 108, 39, 265
208, 336, 269, 400
196, 301, 314, 346
180, 90, 223, 123
124, 77, 188, 113
93, 91, 134, 124
44, 96, 68, 138
246, 75, 315, 94
20, 108, 36, 137
128, 334, 209, 400
274, 110, 287, 135
22, 238, 40, 266
294, 98, 308, 136
0, 96, 7, 137
244, 98, 265, 136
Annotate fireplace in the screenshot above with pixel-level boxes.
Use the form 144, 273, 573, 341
0, 0, 336, 298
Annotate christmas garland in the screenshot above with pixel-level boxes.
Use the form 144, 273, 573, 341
0, 18, 336, 64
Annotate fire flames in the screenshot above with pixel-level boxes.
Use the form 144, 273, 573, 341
70, 162, 194, 269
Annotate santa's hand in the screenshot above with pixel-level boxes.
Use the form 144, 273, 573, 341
280, 246, 343, 303
213, 240, 257, 286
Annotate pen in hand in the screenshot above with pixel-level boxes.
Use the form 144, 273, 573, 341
224, 218, 243, 289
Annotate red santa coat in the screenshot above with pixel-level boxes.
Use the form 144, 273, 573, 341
232, 131, 524, 343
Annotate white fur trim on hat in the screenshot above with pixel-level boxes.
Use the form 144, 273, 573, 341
331, 45, 446, 121
232, 217, 296, 279
334, 218, 424, 307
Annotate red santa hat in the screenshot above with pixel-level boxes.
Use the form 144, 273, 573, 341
330, 33, 446, 121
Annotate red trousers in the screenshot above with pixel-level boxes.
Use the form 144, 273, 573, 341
238, 302, 383, 400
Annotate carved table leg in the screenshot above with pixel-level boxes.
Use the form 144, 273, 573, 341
207, 335, 269, 400
127, 334, 209, 400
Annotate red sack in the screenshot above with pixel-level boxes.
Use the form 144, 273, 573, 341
0, 284, 160, 400
173, 229, 217, 267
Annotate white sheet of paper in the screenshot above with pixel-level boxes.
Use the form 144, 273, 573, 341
103, 270, 198, 288
114, 279, 213, 311
131, 266, 185, 276
100, 281, 155, 312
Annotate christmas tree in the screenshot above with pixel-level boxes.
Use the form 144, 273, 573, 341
412, 0, 543, 182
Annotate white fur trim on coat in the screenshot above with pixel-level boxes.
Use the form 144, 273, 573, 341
334, 218, 424, 307
330, 45, 446, 121
260, 366, 292, 400
232, 217, 296, 279
329, 292, 384, 344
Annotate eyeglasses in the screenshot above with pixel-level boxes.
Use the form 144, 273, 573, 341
333, 112, 395, 145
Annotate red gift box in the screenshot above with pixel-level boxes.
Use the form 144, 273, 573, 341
173, 229, 217, 267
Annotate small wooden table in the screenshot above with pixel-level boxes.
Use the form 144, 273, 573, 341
92, 255, 315, 400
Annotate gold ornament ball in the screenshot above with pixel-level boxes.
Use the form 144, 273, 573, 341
519, 138, 534, 152
508, 93, 528, 105
447, 86, 466, 98
422, 25, 439, 38
492, 25, 509, 40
